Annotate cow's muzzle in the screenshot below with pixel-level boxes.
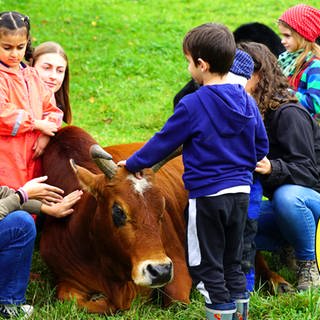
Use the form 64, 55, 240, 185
132, 258, 173, 287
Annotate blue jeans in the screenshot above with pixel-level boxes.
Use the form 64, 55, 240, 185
255, 184, 320, 260
0, 211, 36, 304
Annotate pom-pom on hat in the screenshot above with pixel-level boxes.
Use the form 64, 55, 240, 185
230, 49, 254, 80
279, 4, 320, 42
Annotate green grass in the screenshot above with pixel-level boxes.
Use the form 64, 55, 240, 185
4, 0, 320, 319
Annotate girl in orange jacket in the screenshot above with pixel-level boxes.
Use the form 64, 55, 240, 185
0, 11, 63, 189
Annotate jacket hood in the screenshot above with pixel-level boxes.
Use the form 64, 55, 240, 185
196, 84, 255, 137
0, 61, 28, 76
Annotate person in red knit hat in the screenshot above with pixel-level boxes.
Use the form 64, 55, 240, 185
277, 4, 320, 119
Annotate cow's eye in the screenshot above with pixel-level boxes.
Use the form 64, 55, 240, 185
112, 204, 127, 227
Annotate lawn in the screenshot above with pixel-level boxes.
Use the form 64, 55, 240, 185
4, 0, 320, 319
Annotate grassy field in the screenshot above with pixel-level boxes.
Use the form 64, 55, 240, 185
4, 0, 320, 319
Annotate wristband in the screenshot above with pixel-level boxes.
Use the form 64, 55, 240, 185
17, 187, 29, 203
15, 190, 24, 205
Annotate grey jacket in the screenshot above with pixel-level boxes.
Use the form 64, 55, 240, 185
0, 186, 42, 221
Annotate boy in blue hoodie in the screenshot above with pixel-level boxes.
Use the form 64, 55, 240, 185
118, 23, 268, 320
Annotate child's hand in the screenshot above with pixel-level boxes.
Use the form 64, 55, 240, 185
255, 156, 272, 175
117, 160, 143, 179
22, 176, 64, 202
133, 171, 144, 179
117, 160, 127, 167
41, 190, 83, 218
32, 134, 50, 158
34, 119, 58, 136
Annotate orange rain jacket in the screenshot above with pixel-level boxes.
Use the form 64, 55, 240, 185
0, 63, 63, 189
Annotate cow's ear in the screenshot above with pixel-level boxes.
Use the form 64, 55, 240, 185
69, 159, 99, 195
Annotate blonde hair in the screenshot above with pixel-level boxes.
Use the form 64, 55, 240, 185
279, 21, 320, 84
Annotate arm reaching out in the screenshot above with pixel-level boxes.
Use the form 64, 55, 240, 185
40, 190, 83, 218
117, 160, 143, 179
21, 176, 83, 218
21, 176, 64, 203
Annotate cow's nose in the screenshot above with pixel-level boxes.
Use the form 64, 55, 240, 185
147, 262, 173, 286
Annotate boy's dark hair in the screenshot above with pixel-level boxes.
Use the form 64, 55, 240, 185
0, 11, 33, 61
183, 23, 236, 75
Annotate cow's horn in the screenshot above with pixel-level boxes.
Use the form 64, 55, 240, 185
90, 144, 117, 179
152, 145, 183, 172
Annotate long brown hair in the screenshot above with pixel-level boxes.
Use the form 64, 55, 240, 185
237, 42, 298, 118
31, 41, 72, 124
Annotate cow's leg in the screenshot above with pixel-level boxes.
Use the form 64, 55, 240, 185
255, 251, 294, 293
56, 282, 116, 314
162, 258, 192, 305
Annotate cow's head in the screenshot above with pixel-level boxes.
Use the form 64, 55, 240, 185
69, 145, 182, 288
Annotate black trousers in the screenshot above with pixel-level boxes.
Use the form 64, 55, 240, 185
186, 193, 249, 307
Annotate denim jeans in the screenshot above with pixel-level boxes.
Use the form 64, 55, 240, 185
0, 211, 36, 304
255, 184, 320, 260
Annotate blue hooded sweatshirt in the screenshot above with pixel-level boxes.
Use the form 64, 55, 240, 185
126, 84, 269, 198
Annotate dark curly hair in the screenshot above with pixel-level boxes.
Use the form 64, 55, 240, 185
0, 11, 33, 61
237, 42, 298, 117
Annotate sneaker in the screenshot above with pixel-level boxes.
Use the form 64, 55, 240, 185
297, 260, 320, 291
0, 304, 33, 319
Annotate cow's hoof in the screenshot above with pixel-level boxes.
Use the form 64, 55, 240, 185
270, 281, 295, 294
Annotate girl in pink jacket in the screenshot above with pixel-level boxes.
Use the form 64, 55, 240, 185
0, 11, 63, 189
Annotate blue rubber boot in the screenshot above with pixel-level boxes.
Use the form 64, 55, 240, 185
206, 308, 236, 320
206, 302, 236, 320
232, 292, 250, 320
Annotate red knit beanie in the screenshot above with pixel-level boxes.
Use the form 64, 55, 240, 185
279, 4, 320, 42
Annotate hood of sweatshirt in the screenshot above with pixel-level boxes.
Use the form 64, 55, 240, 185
196, 84, 256, 137
0, 61, 27, 75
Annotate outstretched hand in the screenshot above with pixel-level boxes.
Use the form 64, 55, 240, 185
41, 190, 83, 218
22, 176, 64, 202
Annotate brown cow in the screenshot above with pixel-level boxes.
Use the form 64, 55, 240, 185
39, 126, 192, 314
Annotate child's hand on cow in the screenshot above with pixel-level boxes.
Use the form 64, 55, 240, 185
40, 189, 83, 218
117, 160, 143, 179
22, 176, 64, 202
255, 156, 272, 175
117, 160, 127, 167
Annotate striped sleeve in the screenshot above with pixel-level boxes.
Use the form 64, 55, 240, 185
295, 59, 320, 116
